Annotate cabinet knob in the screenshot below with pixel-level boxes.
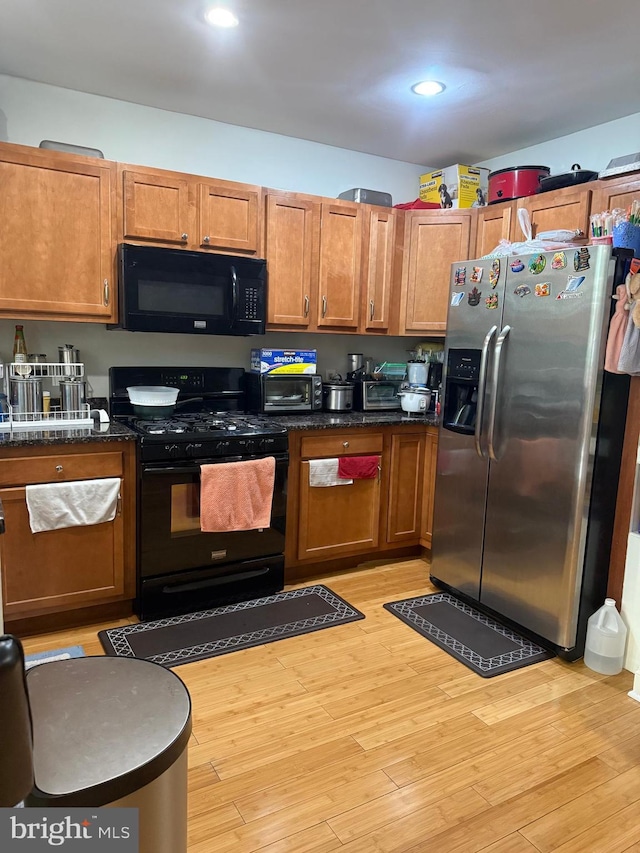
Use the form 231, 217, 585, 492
181, 233, 188, 241
55, 465, 63, 472
343, 441, 349, 448
203, 235, 210, 243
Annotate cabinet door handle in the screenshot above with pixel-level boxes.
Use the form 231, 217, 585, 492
377, 464, 381, 483
303, 295, 310, 317
370, 299, 375, 321
343, 441, 349, 448
322, 296, 328, 318
181, 233, 188, 241
103, 279, 110, 306
55, 465, 63, 472
116, 492, 122, 516
203, 235, 210, 243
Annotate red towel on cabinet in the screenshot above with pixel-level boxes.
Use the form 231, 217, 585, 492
337, 455, 380, 480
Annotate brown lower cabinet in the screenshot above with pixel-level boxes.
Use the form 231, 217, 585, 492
285, 424, 438, 574
0, 441, 137, 628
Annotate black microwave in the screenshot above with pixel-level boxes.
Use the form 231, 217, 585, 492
110, 244, 267, 336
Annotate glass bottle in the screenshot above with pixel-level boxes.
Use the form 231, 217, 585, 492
13, 325, 27, 361
12, 325, 31, 377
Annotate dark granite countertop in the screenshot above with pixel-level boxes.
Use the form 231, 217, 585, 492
0, 420, 136, 449
268, 412, 439, 431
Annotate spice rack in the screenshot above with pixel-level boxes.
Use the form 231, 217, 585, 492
0, 362, 93, 432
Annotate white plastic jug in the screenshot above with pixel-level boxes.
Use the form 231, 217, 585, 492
583, 598, 627, 675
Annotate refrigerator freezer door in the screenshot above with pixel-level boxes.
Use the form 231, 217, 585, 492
480, 246, 613, 647
431, 259, 505, 599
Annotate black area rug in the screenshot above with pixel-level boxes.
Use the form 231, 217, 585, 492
384, 592, 554, 678
99, 585, 364, 667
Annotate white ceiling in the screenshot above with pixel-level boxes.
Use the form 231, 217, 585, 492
2, 0, 639, 167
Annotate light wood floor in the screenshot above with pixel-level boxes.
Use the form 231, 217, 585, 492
20, 558, 640, 853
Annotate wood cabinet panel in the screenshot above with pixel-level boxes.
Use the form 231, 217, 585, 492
198, 182, 261, 253
475, 202, 515, 257
0, 145, 115, 321
0, 441, 136, 627
317, 204, 362, 329
297, 462, 380, 560
400, 211, 473, 335
0, 451, 123, 488
420, 428, 439, 548
518, 188, 592, 239
265, 193, 319, 328
591, 176, 640, 219
300, 432, 383, 459
361, 207, 399, 332
122, 169, 192, 244
1, 486, 125, 618
386, 433, 424, 544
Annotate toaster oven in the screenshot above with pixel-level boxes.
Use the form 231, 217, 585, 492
244, 373, 323, 414
354, 380, 402, 411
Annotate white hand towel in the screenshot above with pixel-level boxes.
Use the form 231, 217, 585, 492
308, 458, 353, 487
26, 477, 121, 533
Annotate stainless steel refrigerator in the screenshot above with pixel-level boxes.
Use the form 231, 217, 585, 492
430, 245, 631, 658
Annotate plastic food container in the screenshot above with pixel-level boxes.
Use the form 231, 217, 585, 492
126, 386, 180, 406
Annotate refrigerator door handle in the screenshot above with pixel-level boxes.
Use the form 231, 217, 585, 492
475, 324, 498, 459
487, 325, 511, 462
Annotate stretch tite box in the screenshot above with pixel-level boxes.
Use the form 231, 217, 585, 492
419, 164, 489, 208
250, 349, 317, 374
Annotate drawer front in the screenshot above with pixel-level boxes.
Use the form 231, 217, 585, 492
300, 432, 383, 459
0, 451, 124, 487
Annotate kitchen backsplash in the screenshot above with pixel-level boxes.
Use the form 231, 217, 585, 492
0, 319, 433, 398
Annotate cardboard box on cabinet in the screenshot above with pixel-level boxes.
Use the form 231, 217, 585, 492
419, 164, 489, 208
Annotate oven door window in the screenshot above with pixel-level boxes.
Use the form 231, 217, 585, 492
263, 378, 310, 409
367, 383, 399, 403
140, 457, 288, 578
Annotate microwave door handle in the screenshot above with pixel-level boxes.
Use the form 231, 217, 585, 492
230, 265, 239, 327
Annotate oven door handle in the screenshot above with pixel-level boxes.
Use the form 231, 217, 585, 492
143, 453, 289, 474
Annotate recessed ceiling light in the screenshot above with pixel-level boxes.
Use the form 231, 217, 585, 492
411, 81, 446, 97
204, 7, 239, 28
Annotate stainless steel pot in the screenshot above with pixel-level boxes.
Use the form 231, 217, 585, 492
322, 382, 354, 412
59, 378, 86, 418
10, 377, 43, 421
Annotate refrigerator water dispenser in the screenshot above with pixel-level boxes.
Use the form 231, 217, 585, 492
443, 349, 480, 434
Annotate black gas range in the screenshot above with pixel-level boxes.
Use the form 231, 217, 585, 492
109, 366, 289, 621
110, 366, 288, 462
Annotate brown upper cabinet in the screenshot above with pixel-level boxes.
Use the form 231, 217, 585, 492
518, 186, 592, 239
591, 174, 640, 218
359, 206, 402, 335
119, 164, 262, 255
0, 142, 116, 322
399, 210, 474, 335
265, 192, 364, 333
475, 201, 515, 257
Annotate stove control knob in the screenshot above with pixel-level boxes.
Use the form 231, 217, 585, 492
185, 443, 203, 457
216, 440, 230, 453
244, 439, 255, 453
165, 443, 181, 458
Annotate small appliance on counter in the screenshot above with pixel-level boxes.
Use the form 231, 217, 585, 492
322, 381, 354, 412
244, 372, 323, 414
352, 379, 402, 411
398, 385, 432, 415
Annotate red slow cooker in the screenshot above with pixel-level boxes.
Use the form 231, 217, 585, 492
488, 166, 551, 204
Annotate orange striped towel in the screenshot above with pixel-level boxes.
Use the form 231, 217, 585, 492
200, 457, 275, 532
